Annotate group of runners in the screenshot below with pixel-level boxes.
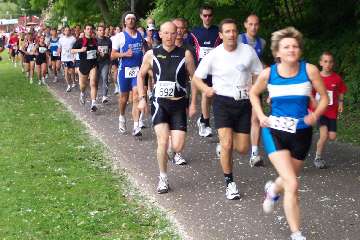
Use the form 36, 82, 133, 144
1, 5, 348, 240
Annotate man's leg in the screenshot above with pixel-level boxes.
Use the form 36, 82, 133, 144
89, 67, 98, 111
154, 123, 171, 193
249, 109, 263, 167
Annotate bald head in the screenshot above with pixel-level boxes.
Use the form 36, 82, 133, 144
160, 21, 177, 33
159, 21, 177, 49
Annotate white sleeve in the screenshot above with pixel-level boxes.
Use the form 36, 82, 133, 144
112, 32, 125, 52
194, 52, 213, 79
249, 48, 263, 75
58, 37, 63, 49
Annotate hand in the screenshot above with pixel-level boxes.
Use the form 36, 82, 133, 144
188, 103, 196, 118
137, 98, 148, 113
258, 115, 270, 128
205, 87, 215, 98
338, 103, 343, 113
80, 47, 87, 52
304, 111, 318, 126
124, 49, 133, 58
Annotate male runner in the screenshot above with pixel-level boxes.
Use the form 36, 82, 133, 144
48, 28, 61, 82
137, 21, 196, 193
192, 19, 263, 200
58, 26, 76, 92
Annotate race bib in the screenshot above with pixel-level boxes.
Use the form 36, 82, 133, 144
75, 53, 80, 60
124, 66, 139, 78
234, 86, 249, 100
315, 90, 333, 106
268, 115, 298, 134
86, 50, 97, 59
155, 81, 176, 98
39, 47, 47, 53
98, 46, 108, 54
199, 47, 213, 59
52, 51, 59, 56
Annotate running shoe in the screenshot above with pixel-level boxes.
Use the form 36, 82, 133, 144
41, 78, 46, 85
66, 85, 71, 92
197, 117, 206, 137
290, 232, 306, 240
263, 181, 280, 214
157, 176, 169, 194
118, 116, 126, 134
114, 86, 120, 95
53, 76, 58, 83
226, 182, 240, 200
29, 78, 33, 84
203, 126, 213, 137
101, 96, 109, 103
71, 83, 76, 88
90, 102, 97, 112
173, 153, 187, 165
79, 92, 86, 105
38, 80, 42, 85
313, 157, 326, 169
132, 126, 142, 137
139, 119, 146, 129
216, 143, 221, 158
249, 154, 264, 167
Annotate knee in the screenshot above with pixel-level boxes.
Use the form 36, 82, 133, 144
328, 133, 337, 141
284, 178, 299, 194
221, 140, 233, 153
157, 136, 168, 150
236, 144, 249, 154
172, 141, 184, 153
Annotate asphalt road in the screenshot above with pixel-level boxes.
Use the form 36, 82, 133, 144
46, 74, 359, 240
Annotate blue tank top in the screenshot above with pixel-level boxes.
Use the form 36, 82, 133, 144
268, 61, 312, 129
119, 31, 143, 69
240, 33, 263, 57
49, 37, 59, 53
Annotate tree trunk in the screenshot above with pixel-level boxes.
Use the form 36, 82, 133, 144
96, 0, 110, 23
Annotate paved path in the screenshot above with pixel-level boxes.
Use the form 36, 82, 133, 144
46, 76, 359, 240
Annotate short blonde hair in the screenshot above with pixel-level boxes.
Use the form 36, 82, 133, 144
270, 27, 303, 58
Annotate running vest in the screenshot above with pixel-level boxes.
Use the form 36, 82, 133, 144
240, 33, 263, 57
119, 31, 143, 69
49, 37, 59, 56
153, 46, 187, 98
190, 25, 220, 61
268, 61, 312, 129
37, 43, 47, 56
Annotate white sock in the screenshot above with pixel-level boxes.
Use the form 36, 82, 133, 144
315, 152, 321, 159
139, 112, 144, 121
134, 121, 139, 128
268, 182, 278, 198
91, 99, 96, 105
159, 172, 167, 179
119, 114, 125, 121
291, 231, 303, 239
251, 146, 259, 156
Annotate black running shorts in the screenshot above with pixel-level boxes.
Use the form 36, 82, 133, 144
319, 116, 337, 132
213, 94, 252, 133
151, 97, 187, 131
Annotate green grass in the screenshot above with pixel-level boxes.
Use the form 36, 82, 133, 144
337, 104, 360, 144
0, 55, 180, 240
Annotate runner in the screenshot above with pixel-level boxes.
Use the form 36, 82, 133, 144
18, 32, 26, 72
35, 35, 48, 85
191, 5, 221, 137
238, 14, 267, 167
72, 24, 98, 112
23, 33, 36, 83
110, 26, 121, 95
74, 31, 84, 84
192, 19, 262, 200
111, 12, 144, 136
313, 51, 347, 169
48, 28, 61, 82
8, 31, 19, 67
137, 21, 196, 193
96, 25, 112, 103
249, 27, 328, 240
58, 26, 76, 92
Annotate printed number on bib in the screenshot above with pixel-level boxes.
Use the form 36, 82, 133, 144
52, 51, 59, 56
234, 86, 249, 100
155, 81, 175, 98
39, 47, 47, 53
315, 90, 333, 106
199, 47, 213, 59
124, 66, 139, 78
86, 50, 97, 60
98, 46, 108, 54
268, 115, 298, 134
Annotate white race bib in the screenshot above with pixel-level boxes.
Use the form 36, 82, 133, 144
155, 81, 176, 98
52, 51, 59, 56
315, 90, 333, 106
199, 47, 213, 59
124, 66, 139, 78
39, 47, 47, 53
86, 50, 97, 60
234, 86, 249, 100
98, 46, 108, 54
268, 115, 298, 134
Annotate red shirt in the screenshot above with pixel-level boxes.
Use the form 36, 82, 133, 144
9, 36, 19, 48
315, 72, 347, 119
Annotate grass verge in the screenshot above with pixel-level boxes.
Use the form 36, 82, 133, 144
0, 55, 179, 240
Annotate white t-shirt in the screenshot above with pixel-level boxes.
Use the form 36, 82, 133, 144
111, 31, 140, 53
59, 35, 76, 62
195, 43, 263, 99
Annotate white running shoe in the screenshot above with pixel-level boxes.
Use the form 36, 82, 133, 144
291, 231, 306, 240
173, 153, 187, 165
249, 154, 264, 167
132, 126, 142, 137
42, 78, 46, 85
114, 86, 120, 95
118, 116, 126, 134
139, 119, 146, 129
226, 182, 240, 200
71, 83, 76, 88
197, 117, 206, 137
203, 126, 213, 137
66, 85, 71, 92
38, 80, 42, 85
263, 181, 280, 214
313, 156, 326, 169
45, 74, 48, 80
90, 102, 97, 112
157, 176, 169, 194
29, 78, 33, 84
53, 76, 58, 83
79, 92, 86, 105
101, 96, 109, 103
216, 143, 221, 158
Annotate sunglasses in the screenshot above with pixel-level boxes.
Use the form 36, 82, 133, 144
202, 14, 213, 18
